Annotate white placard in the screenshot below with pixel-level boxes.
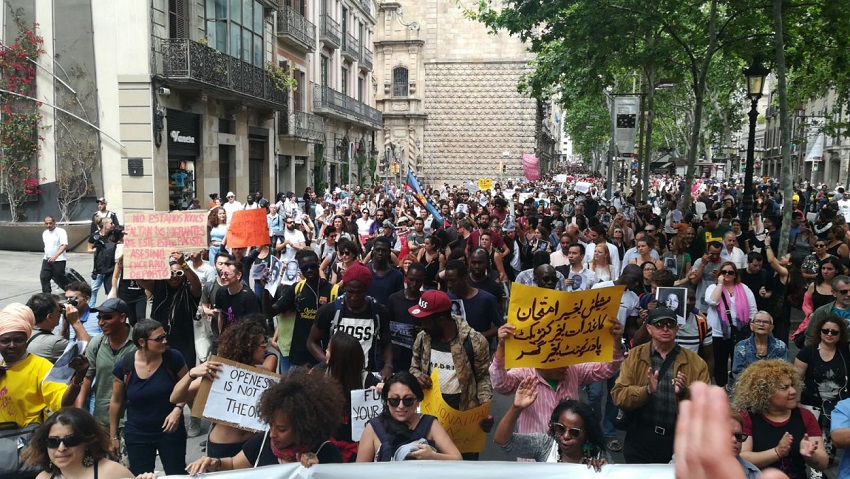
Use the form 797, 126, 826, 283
265, 255, 283, 294
202, 362, 280, 432
350, 387, 382, 441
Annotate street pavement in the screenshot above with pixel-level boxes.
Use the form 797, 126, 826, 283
0, 250, 839, 474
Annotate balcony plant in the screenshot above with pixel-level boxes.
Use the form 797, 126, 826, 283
267, 62, 297, 92
0, 23, 46, 222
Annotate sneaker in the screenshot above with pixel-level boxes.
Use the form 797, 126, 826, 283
187, 416, 202, 438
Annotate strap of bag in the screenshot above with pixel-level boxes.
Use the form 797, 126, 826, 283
657, 346, 680, 380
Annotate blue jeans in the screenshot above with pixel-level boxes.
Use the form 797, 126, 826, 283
125, 427, 187, 476
584, 374, 619, 438
278, 355, 292, 373
89, 273, 112, 307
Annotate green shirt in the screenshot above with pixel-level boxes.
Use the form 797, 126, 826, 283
85, 326, 136, 427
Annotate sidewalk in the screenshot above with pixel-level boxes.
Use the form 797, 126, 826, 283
0, 251, 95, 308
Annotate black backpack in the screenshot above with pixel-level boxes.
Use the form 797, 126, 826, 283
371, 414, 436, 462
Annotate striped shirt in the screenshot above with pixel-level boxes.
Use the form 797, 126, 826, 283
489, 349, 624, 435
676, 313, 713, 353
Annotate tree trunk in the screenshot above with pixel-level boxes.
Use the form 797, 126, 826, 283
774, 0, 793, 256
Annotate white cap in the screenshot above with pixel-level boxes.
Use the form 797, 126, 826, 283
226, 191, 235, 197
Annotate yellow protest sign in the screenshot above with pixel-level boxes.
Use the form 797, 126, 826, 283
505, 283, 624, 369
420, 369, 490, 454
477, 178, 493, 191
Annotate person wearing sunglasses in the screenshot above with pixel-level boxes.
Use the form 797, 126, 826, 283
705, 261, 758, 388
733, 359, 828, 477
794, 314, 850, 467
801, 274, 850, 344
21, 407, 137, 479
611, 307, 711, 464
494, 377, 607, 469
108, 319, 190, 476
357, 371, 461, 462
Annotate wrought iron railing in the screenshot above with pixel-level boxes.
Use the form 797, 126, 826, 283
158, 39, 288, 109
320, 15, 341, 48
276, 5, 316, 52
342, 33, 359, 62
280, 110, 325, 142
312, 83, 382, 129
361, 47, 373, 70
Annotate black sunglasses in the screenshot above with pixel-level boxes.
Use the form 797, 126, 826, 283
386, 397, 417, 407
733, 432, 749, 443
299, 262, 319, 272
721, 270, 736, 275
147, 333, 168, 343
550, 422, 582, 439
46, 434, 83, 449
822, 329, 841, 336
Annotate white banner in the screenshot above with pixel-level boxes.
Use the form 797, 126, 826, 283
155, 462, 674, 478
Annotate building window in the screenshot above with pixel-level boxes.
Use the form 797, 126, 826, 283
168, 0, 189, 39
341, 67, 349, 95
294, 70, 305, 111
393, 67, 408, 97
321, 55, 329, 87
205, 0, 265, 67
358, 77, 364, 102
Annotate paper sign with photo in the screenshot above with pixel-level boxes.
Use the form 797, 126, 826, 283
656, 286, 688, 326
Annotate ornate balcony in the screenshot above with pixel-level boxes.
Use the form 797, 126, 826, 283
280, 110, 325, 142
276, 5, 316, 53
342, 33, 359, 62
157, 39, 288, 111
319, 15, 341, 49
312, 83, 382, 130
360, 47, 373, 71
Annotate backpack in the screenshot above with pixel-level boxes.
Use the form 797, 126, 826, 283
94, 241, 117, 275
294, 279, 340, 301
695, 312, 709, 347
120, 350, 180, 390
371, 414, 436, 462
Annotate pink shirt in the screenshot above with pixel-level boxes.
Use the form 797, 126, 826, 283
489, 349, 624, 435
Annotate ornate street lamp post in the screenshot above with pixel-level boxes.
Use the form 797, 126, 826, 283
740, 59, 770, 230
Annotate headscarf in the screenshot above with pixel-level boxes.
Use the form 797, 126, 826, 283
0, 302, 36, 339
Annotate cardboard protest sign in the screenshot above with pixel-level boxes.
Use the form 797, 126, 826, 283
191, 356, 281, 432
226, 209, 270, 249
123, 211, 207, 279
350, 388, 382, 441
505, 283, 624, 369
477, 179, 493, 191
420, 369, 490, 454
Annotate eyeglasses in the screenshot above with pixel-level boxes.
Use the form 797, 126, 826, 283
721, 270, 736, 276
651, 321, 678, 330
751, 319, 772, 326
299, 262, 318, 272
815, 244, 826, 248
46, 434, 83, 449
0, 336, 27, 346
146, 333, 168, 343
97, 314, 118, 321
822, 329, 841, 336
340, 251, 354, 257
386, 397, 417, 407
219, 270, 233, 278
285, 221, 294, 225
171, 269, 185, 277
836, 289, 850, 295
550, 422, 582, 439
733, 432, 749, 443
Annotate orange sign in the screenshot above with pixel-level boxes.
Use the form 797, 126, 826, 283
226, 209, 270, 248
123, 211, 207, 279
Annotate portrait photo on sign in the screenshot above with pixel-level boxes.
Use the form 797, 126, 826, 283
656, 286, 687, 326
282, 260, 300, 286
664, 257, 677, 276
450, 298, 466, 322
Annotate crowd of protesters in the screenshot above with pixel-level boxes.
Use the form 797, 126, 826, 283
9, 168, 850, 478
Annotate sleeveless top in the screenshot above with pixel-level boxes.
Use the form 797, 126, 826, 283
420, 253, 441, 289
813, 287, 834, 312
826, 242, 843, 258
51, 461, 98, 478
749, 409, 808, 479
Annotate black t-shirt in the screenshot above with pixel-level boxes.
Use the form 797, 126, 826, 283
386, 290, 420, 373
796, 344, 850, 406
738, 267, 773, 311
468, 273, 504, 306
215, 285, 261, 332
273, 280, 338, 366
314, 297, 392, 372
241, 433, 342, 467
151, 281, 199, 365
367, 265, 404, 306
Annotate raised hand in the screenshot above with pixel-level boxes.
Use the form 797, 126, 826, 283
513, 376, 539, 409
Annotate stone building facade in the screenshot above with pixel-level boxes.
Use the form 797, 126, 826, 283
374, 0, 557, 186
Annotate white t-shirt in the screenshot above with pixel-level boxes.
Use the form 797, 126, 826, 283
356, 217, 374, 237
280, 228, 306, 263
43, 227, 68, 261
222, 201, 242, 223
592, 280, 639, 326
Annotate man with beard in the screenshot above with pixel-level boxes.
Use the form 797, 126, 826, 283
468, 211, 508, 256
276, 214, 306, 264
264, 249, 340, 368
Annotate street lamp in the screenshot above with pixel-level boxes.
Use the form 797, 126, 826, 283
740, 59, 770, 230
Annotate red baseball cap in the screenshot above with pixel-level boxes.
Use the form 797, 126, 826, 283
408, 290, 452, 318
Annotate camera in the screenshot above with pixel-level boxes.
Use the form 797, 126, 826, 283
66, 297, 78, 307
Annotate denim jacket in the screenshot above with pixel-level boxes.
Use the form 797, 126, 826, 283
731, 335, 788, 379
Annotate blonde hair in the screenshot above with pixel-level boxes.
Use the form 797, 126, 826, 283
590, 243, 612, 270
732, 359, 802, 415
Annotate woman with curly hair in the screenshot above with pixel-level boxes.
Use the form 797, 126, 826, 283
208, 206, 228, 261
170, 319, 276, 459
22, 407, 136, 479
733, 359, 828, 478
495, 376, 607, 469
356, 371, 461, 462
186, 368, 345, 473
